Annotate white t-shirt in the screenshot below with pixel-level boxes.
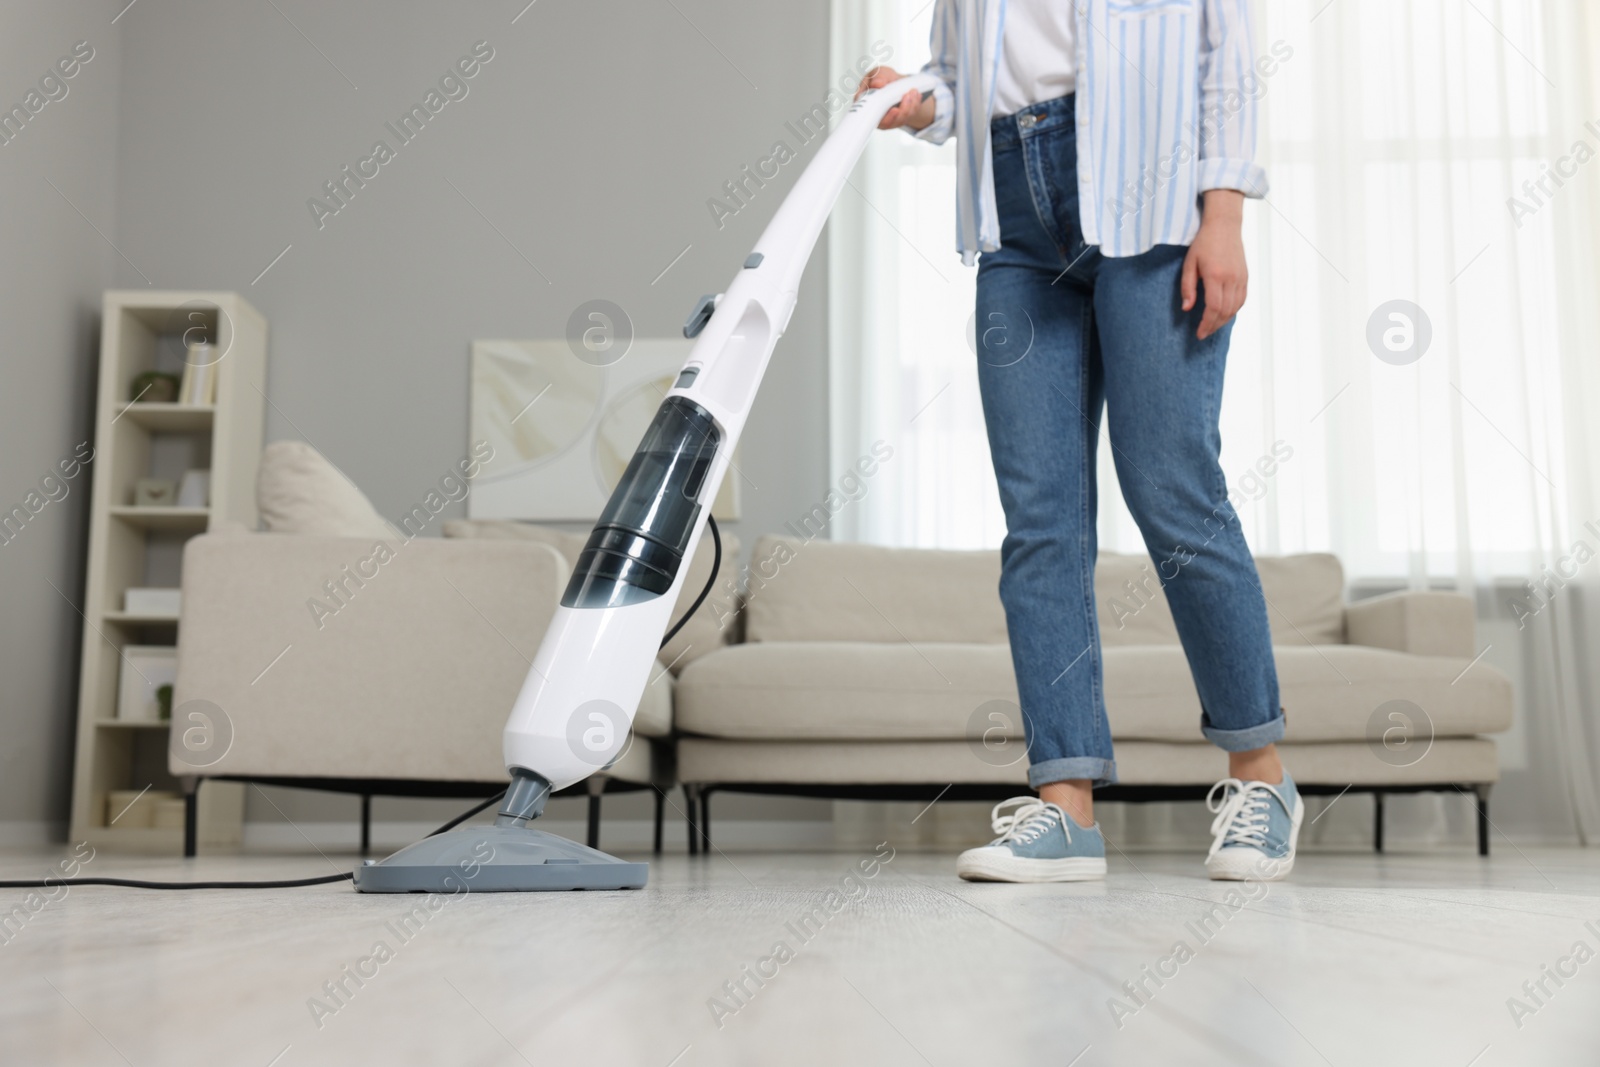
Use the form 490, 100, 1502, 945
992, 0, 1077, 117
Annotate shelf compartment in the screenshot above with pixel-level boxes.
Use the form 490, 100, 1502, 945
108, 506, 210, 531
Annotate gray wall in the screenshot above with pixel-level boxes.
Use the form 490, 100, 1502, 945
0, 1, 123, 837
111, 1, 835, 533
35, 0, 840, 831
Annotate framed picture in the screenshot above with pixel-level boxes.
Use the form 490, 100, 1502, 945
467, 339, 740, 521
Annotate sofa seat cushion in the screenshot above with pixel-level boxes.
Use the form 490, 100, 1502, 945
1108, 645, 1513, 742
674, 642, 1512, 743
677, 642, 1012, 741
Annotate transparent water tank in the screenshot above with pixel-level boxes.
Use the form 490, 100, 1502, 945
562, 397, 722, 609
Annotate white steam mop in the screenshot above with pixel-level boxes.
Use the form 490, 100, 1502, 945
353, 73, 939, 892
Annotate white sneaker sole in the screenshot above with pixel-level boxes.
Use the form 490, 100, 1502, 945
1206, 793, 1305, 882
956, 848, 1107, 884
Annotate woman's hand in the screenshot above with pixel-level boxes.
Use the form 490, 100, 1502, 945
855, 66, 935, 132
1182, 190, 1248, 340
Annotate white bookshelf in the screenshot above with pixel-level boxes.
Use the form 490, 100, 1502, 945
68, 291, 267, 853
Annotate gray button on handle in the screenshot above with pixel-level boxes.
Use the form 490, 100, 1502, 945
683, 293, 720, 339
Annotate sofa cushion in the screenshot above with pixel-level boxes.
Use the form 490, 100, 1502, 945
1253, 554, 1346, 646
176, 532, 671, 782
743, 538, 1006, 644
1103, 645, 1511, 742
1095, 552, 1348, 647
742, 536, 1346, 647
176, 534, 561, 782
257, 441, 393, 539
443, 518, 736, 670
677, 642, 1013, 741
443, 518, 588, 565
1094, 552, 1180, 646
674, 641, 1512, 743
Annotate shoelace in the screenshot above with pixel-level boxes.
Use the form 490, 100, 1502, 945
1206, 777, 1288, 855
989, 798, 1071, 847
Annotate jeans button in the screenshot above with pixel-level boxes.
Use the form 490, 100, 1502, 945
1018, 113, 1037, 129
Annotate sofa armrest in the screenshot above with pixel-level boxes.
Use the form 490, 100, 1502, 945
1344, 590, 1476, 657
171, 532, 565, 782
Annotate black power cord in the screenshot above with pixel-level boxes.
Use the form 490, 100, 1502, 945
660, 514, 721, 650
0, 872, 355, 890
0, 521, 725, 892
0, 793, 514, 891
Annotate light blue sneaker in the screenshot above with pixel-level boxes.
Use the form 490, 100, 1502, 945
956, 798, 1107, 883
1205, 771, 1304, 881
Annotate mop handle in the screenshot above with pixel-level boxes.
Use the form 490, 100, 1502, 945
747, 74, 942, 301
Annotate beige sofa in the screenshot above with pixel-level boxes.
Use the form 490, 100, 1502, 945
673, 537, 1515, 854
175, 513, 1513, 857
170, 523, 731, 855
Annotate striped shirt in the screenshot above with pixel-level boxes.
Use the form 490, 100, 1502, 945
913, 0, 1270, 263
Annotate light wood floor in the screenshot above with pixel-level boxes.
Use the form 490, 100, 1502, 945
3, 840, 1598, 1066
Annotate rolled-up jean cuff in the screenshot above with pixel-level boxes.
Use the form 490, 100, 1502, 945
1201, 714, 1286, 753
1029, 757, 1117, 790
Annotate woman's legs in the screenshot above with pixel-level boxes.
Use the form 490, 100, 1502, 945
975, 105, 1116, 813
974, 266, 1114, 803
1092, 245, 1286, 764
972, 101, 1287, 876
1025, 245, 1295, 880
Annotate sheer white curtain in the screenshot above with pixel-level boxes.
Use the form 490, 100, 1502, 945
829, 0, 1000, 549
830, 0, 1600, 842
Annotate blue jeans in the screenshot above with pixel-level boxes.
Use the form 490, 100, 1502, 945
976, 95, 1283, 790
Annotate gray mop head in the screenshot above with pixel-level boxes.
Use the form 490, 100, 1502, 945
353, 824, 648, 893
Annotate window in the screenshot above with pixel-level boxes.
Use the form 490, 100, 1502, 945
830, 0, 1590, 583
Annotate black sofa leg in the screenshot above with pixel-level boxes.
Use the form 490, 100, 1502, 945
1475, 787, 1491, 857
586, 779, 604, 849
653, 788, 665, 854
183, 780, 200, 858
359, 794, 372, 855
684, 785, 700, 855
700, 789, 711, 851
1374, 791, 1385, 854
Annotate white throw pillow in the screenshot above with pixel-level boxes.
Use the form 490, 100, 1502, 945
257, 441, 393, 538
